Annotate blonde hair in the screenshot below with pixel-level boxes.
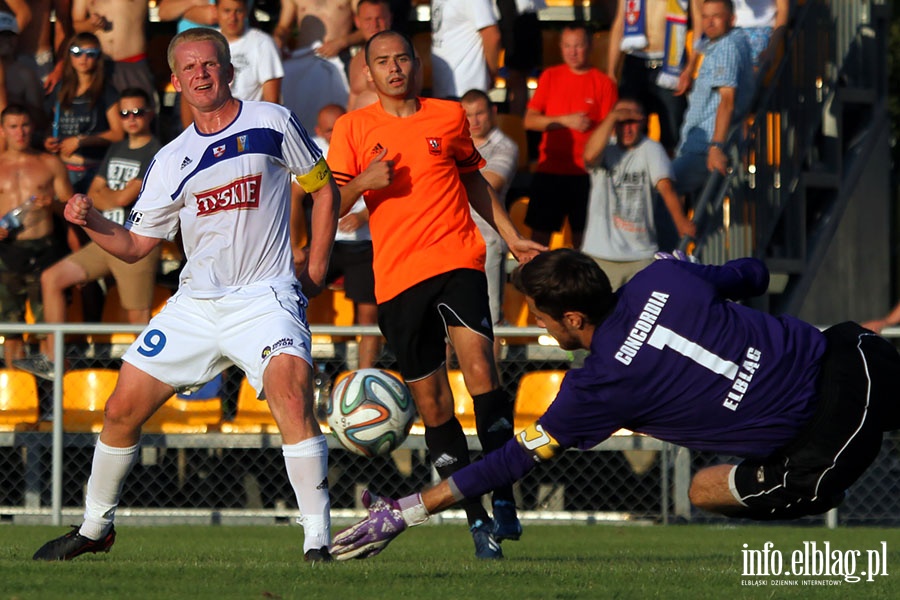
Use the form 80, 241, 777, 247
167, 28, 231, 73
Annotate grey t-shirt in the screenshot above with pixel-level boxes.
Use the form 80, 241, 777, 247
582, 137, 673, 261
96, 137, 162, 225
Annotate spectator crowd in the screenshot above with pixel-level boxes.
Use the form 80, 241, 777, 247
0, 0, 780, 372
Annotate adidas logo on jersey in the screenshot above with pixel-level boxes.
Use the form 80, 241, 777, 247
180, 156, 192, 170
432, 453, 457, 469
371, 143, 385, 155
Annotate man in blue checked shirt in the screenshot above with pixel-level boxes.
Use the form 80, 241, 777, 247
672, 0, 754, 199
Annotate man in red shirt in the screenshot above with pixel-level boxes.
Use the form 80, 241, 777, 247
524, 24, 618, 249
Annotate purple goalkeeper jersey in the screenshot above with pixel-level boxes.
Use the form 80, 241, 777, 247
541, 257, 825, 457
451, 258, 827, 501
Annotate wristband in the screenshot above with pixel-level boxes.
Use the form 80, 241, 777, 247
709, 142, 725, 151
397, 493, 429, 526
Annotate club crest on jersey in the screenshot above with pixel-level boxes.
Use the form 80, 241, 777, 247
261, 337, 293, 359
194, 173, 262, 216
426, 137, 442, 155
213, 144, 226, 158
625, 0, 641, 26
237, 135, 249, 153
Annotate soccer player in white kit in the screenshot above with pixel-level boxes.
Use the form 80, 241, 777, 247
32, 28, 342, 563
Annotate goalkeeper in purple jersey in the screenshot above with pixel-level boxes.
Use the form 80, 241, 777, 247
331, 248, 900, 560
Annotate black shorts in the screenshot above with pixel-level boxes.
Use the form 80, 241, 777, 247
731, 322, 900, 520
325, 241, 376, 305
525, 173, 591, 234
378, 269, 493, 382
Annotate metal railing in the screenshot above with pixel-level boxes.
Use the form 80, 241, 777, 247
679, 0, 889, 314
2, 322, 899, 528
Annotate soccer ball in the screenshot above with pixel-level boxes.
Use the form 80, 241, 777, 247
326, 368, 417, 457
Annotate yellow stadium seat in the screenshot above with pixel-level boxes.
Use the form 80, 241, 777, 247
446, 369, 477, 435
0, 369, 40, 431
52, 368, 119, 433
143, 395, 222, 434
513, 370, 566, 431
46, 369, 220, 434
219, 378, 279, 434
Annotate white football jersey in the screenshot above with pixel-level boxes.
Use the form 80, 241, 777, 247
127, 101, 323, 298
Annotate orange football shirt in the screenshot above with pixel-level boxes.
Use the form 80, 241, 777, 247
327, 98, 487, 303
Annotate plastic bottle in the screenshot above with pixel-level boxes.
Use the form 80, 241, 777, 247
0, 196, 37, 232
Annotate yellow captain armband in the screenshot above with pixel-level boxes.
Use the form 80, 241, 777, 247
295, 157, 332, 193
516, 422, 561, 463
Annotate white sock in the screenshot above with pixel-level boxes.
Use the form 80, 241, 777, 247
282, 435, 331, 552
80, 440, 139, 540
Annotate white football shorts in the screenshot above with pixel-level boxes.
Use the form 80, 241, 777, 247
122, 280, 313, 398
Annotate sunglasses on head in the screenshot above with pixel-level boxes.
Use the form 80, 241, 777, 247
119, 108, 149, 119
69, 46, 101, 58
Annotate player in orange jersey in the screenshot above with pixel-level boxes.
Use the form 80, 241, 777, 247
327, 30, 545, 559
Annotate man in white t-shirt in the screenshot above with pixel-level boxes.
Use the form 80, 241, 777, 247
459, 89, 517, 333
217, 0, 283, 102
581, 97, 695, 289
32, 28, 341, 564
430, 0, 500, 99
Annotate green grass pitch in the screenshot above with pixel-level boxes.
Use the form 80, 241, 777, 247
2, 524, 898, 599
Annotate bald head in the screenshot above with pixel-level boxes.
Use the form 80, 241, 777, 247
316, 104, 346, 144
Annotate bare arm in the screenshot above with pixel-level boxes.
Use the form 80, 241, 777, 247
64, 194, 162, 263
4, 0, 31, 31
607, 0, 625, 81
480, 169, 507, 197
301, 177, 341, 296
862, 302, 900, 334
71, 0, 106, 34
336, 147, 392, 216
583, 108, 621, 167
261, 78, 282, 104
676, 0, 706, 96
273, 1, 298, 50
657, 178, 696, 238
50, 156, 75, 202
157, 0, 208, 22
87, 176, 143, 211
524, 107, 591, 134
479, 25, 502, 81
707, 86, 735, 174
461, 169, 544, 263
317, 29, 366, 59
758, 0, 790, 69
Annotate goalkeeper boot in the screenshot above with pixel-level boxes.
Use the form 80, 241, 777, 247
491, 500, 522, 542
304, 546, 334, 563
470, 519, 502, 559
33, 525, 115, 561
